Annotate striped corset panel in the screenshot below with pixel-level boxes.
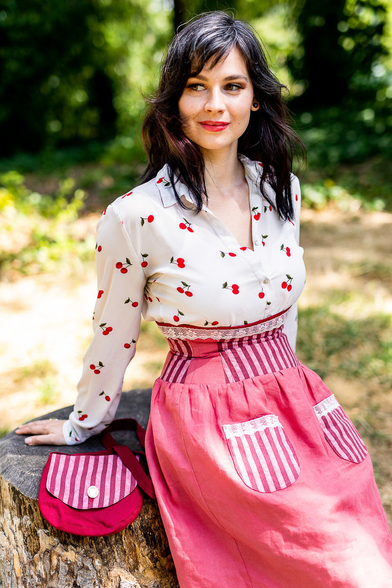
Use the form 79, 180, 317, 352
160, 326, 300, 385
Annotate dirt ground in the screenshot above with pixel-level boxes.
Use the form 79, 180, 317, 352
1, 206, 392, 518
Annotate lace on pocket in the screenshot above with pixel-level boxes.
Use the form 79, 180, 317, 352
223, 415, 300, 493
314, 394, 368, 463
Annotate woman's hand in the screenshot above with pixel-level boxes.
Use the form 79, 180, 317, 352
15, 419, 67, 446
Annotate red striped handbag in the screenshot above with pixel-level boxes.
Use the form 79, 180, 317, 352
38, 419, 155, 536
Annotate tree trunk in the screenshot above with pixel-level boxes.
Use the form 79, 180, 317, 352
0, 389, 179, 588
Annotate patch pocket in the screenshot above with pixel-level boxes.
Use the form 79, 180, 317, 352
314, 394, 368, 463
222, 415, 300, 493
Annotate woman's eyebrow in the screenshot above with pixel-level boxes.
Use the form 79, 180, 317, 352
188, 74, 249, 82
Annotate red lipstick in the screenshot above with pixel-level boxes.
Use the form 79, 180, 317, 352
199, 121, 230, 132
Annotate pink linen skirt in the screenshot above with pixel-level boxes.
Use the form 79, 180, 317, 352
145, 326, 392, 588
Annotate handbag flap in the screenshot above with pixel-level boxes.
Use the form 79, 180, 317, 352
46, 452, 137, 509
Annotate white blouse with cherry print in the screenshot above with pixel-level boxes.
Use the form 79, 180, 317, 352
64, 155, 306, 444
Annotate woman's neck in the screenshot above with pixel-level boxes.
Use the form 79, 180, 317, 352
202, 147, 245, 200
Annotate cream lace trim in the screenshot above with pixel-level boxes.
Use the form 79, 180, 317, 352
313, 394, 339, 418
157, 311, 288, 341
223, 415, 281, 440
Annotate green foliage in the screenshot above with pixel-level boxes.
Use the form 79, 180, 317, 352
0, 171, 94, 277
287, 0, 388, 107
0, 0, 171, 156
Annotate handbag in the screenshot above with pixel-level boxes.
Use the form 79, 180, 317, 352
38, 418, 155, 536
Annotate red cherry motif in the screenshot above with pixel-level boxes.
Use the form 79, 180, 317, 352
95, 243, 102, 252
258, 291, 265, 299
124, 297, 139, 307
116, 258, 132, 273
240, 246, 248, 251
97, 290, 104, 299
280, 244, 291, 257
295, 194, 298, 201
177, 281, 193, 296
222, 282, 240, 295
99, 323, 113, 335
170, 257, 186, 268
204, 320, 219, 326
105, 396, 110, 401
260, 234, 268, 246
140, 215, 154, 225
157, 177, 164, 184
90, 361, 104, 374
124, 338, 136, 349
78, 412, 88, 421
177, 287, 184, 293
220, 251, 237, 258
282, 274, 294, 290
252, 206, 261, 221
121, 191, 133, 199
140, 253, 149, 267
173, 309, 184, 323
179, 218, 193, 232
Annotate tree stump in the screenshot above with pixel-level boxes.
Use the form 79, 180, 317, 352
0, 389, 179, 588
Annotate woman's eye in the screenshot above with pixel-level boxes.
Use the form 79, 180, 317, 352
225, 83, 243, 91
187, 83, 204, 91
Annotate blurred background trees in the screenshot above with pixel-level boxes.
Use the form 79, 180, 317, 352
0, 0, 392, 200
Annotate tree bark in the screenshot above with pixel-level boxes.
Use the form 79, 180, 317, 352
0, 389, 179, 588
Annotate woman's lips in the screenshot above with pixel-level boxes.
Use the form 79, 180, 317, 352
199, 121, 230, 132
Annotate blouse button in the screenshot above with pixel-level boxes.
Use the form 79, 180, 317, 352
255, 240, 260, 246
263, 278, 270, 284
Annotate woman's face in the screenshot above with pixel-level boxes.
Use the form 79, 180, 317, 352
178, 47, 256, 158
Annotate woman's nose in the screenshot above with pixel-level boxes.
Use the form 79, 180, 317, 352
204, 88, 225, 112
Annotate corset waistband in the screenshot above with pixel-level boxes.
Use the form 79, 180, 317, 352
160, 326, 300, 385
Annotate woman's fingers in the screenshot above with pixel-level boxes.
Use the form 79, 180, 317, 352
15, 419, 67, 445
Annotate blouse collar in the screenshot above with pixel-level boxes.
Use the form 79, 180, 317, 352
155, 154, 262, 208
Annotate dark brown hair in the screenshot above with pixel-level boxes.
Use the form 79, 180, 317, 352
141, 11, 305, 221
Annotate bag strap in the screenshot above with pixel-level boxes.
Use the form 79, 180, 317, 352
100, 419, 155, 499
101, 418, 146, 448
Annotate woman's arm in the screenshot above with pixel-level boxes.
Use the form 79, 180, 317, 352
16, 203, 146, 445
282, 174, 301, 351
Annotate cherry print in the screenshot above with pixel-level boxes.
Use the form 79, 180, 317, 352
102, 207, 107, 215
157, 177, 171, 186
99, 391, 111, 401
141, 253, 149, 267
77, 411, 88, 421
90, 361, 104, 374
170, 257, 186, 268
95, 243, 102, 252
173, 309, 184, 322
267, 301, 271, 306
222, 282, 240, 295
263, 204, 273, 213
295, 194, 298, 201
124, 339, 136, 349
99, 323, 113, 335
252, 207, 261, 221
140, 215, 154, 225
124, 297, 139, 307
288, 219, 295, 226
260, 234, 268, 246
280, 244, 291, 257
258, 291, 265, 299
220, 251, 237, 258
116, 258, 132, 273
179, 218, 194, 232
121, 191, 133, 199
204, 320, 219, 326
258, 163, 263, 167
97, 290, 104, 299
177, 282, 193, 298
240, 246, 248, 251
281, 274, 293, 290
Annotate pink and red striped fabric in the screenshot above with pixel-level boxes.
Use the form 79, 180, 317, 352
161, 326, 300, 384
223, 415, 300, 493
46, 453, 137, 509
314, 395, 368, 463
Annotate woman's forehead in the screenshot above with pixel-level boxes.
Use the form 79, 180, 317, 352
190, 47, 248, 77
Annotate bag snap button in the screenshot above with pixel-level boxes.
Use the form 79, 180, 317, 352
87, 485, 99, 499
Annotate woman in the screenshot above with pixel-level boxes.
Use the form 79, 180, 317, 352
17, 11, 392, 588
